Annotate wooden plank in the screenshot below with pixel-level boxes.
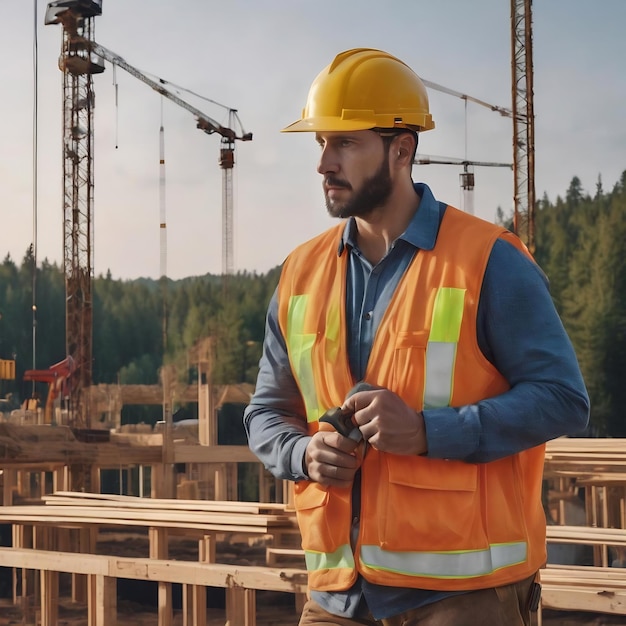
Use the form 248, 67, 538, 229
541, 585, 626, 614
89, 574, 117, 626
0, 548, 110, 576
0, 547, 309, 593
266, 548, 305, 567
543, 565, 626, 582
150, 527, 172, 626
38, 500, 291, 521
541, 565, 626, 615
0, 504, 295, 528
45, 490, 289, 513
226, 587, 256, 626
40, 569, 58, 626
173, 444, 259, 464
546, 525, 626, 546
0, 513, 295, 535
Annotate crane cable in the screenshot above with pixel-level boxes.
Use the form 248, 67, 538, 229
126, 64, 247, 134
31, 0, 39, 391
113, 63, 119, 149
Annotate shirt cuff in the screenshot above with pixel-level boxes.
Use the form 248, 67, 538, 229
290, 435, 312, 480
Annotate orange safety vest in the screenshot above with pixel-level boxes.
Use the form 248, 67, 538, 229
277, 206, 547, 592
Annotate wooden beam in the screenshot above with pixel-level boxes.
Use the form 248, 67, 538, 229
45, 490, 288, 513
546, 525, 626, 547
541, 585, 626, 614
0, 547, 309, 592
0, 505, 296, 534
173, 444, 259, 464
88, 574, 117, 626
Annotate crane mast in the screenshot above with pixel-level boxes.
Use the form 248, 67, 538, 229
45, 0, 251, 429
511, 0, 536, 252
45, 0, 104, 429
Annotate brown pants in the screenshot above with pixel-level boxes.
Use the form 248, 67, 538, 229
298, 576, 537, 626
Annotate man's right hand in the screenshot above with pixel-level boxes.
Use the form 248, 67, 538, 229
304, 431, 361, 488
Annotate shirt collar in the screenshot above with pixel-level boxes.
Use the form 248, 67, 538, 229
337, 182, 441, 256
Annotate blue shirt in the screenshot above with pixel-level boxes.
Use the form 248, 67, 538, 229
244, 182, 589, 619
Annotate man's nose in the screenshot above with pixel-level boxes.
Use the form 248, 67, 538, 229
317, 146, 339, 175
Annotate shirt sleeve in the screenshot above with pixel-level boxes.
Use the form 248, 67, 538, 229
423, 238, 590, 463
243, 288, 312, 481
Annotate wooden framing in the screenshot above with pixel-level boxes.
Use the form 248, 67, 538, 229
0, 492, 303, 625
0, 547, 308, 626
4, 435, 626, 622
541, 438, 626, 619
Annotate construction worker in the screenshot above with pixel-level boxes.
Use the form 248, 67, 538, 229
244, 48, 589, 625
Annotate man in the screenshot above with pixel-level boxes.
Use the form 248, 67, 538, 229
244, 48, 589, 626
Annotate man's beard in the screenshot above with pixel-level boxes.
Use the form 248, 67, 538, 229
324, 154, 392, 219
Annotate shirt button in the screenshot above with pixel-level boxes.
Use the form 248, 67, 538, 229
352, 516, 359, 526
364, 311, 372, 320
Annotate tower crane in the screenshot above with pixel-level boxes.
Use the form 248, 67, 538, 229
415, 80, 514, 217
85, 39, 252, 276
415, 0, 536, 249
44, 0, 252, 429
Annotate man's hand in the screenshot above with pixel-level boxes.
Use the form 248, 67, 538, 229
304, 431, 361, 488
342, 386, 428, 456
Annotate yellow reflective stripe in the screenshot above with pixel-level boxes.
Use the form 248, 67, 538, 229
360, 541, 527, 579
287, 295, 319, 423
304, 543, 355, 572
430, 288, 465, 342
326, 297, 341, 363
424, 288, 466, 408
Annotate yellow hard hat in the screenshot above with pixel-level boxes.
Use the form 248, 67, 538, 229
282, 48, 435, 133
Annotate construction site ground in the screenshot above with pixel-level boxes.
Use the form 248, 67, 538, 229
0, 530, 622, 626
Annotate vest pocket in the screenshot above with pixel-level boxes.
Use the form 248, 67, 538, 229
377, 455, 483, 551
390, 331, 428, 406
293, 481, 351, 553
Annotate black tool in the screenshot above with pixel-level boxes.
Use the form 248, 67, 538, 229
319, 406, 360, 439
318, 382, 376, 441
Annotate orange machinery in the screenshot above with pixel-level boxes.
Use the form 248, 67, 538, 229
22, 356, 75, 424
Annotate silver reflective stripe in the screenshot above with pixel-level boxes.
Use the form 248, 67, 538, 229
305, 544, 355, 572
360, 542, 527, 579
424, 342, 456, 408
423, 287, 466, 409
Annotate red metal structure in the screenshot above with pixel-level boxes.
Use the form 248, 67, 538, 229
23, 356, 75, 424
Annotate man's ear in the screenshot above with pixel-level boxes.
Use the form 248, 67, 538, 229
395, 132, 417, 166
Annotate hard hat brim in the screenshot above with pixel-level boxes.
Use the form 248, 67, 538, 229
281, 116, 378, 133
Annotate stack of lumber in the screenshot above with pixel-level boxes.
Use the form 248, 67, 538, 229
544, 437, 626, 479
0, 491, 305, 626
542, 438, 626, 617
0, 490, 299, 535
541, 564, 626, 615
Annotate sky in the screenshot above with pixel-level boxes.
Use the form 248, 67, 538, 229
1, 0, 625, 281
